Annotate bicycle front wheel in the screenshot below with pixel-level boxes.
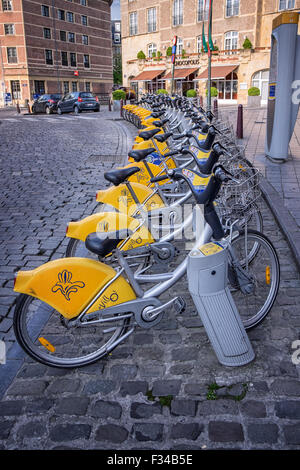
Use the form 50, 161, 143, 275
229, 230, 280, 330
13, 294, 133, 368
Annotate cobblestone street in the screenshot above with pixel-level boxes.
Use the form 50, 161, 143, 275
0, 107, 300, 450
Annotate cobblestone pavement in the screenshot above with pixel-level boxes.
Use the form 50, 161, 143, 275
0, 106, 300, 450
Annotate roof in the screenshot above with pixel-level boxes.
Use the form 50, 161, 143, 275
132, 69, 166, 81
164, 67, 199, 80
197, 65, 238, 80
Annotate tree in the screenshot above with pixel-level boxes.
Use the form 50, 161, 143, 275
113, 53, 122, 84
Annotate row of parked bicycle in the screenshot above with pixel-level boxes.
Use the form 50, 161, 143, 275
13, 93, 280, 368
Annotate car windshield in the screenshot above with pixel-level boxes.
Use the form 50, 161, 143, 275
80, 93, 94, 99
50, 94, 62, 99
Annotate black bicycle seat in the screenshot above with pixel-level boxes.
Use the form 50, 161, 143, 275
139, 128, 161, 140
85, 230, 133, 257
154, 132, 172, 143
128, 147, 155, 162
104, 166, 140, 186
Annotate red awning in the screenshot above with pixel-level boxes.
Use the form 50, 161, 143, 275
197, 65, 238, 80
132, 69, 166, 81
164, 67, 199, 80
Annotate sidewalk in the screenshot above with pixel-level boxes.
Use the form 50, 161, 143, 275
0, 106, 299, 451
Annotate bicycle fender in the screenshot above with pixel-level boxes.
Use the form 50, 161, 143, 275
14, 257, 136, 319
120, 162, 171, 186
96, 183, 165, 215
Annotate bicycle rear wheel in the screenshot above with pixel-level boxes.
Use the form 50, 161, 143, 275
229, 230, 280, 330
13, 293, 133, 368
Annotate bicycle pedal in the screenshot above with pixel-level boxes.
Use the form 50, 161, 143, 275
173, 296, 186, 314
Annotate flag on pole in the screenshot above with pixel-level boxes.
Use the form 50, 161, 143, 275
202, 21, 208, 53
207, 0, 214, 53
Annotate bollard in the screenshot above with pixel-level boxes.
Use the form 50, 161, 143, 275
199, 95, 203, 107
16, 102, 20, 114
213, 99, 218, 119
108, 98, 111, 112
27, 102, 31, 114
236, 104, 243, 139
120, 99, 123, 117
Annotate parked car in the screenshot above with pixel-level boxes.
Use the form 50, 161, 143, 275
57, 92, 100, 114
31, 94, 62, 114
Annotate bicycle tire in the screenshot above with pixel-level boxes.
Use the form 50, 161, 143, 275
13, 293, 132, 368
230, 229, 280, 330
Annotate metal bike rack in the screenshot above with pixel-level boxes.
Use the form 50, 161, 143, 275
187, 240, 255, 367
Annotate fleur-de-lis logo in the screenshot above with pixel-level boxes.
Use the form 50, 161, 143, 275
51, 270, 85, 301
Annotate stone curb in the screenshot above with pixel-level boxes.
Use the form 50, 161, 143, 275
259, 175, 300, 273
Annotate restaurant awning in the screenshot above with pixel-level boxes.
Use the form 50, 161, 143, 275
132, 69, 166, 81
164, 67, 199, 80
197, 65, 238, 80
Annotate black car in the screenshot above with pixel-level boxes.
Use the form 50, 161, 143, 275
57, 92, 100, 114
31, 94, 62, 114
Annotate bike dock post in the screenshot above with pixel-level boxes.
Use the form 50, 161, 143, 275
236, 104, 243, 139
187, 240, 255, 366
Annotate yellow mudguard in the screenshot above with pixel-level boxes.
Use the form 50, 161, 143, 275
121, 162, 170, 186
66, 211, 155, 250
14, 257, 136, 319
96, 182, 165, 215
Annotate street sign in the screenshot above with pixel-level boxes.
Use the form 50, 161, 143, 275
172, 35, 177, 46
74, 70, 79, 76
4, 93, 12, 102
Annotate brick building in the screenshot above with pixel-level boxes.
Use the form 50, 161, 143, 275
0, 0, 113, 106
120, 0, 300, 104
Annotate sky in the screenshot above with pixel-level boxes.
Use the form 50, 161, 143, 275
111, 0, 121, 20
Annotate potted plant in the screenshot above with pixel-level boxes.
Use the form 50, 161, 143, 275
156, 89, 168, 95
137, 50, 146, 60
112, 89, 126, 111
242, 37, 252, 50
186, 89, 197, 102
205, 87, 218, 98
166, 47, 172, 58
247, 86, 261, 107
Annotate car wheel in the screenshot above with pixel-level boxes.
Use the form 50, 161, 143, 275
94, 108, 100, 112
45, 106, 51, 115
31, 106, 36, 114
74, 106, 80, 114
57, 107, 62, 115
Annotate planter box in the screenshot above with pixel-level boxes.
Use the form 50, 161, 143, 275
113, 100, 121, 111
247, 95, 261, 107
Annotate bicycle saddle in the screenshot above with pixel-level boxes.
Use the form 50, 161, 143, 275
104, 166, 140, 186
154, 132, 172, 143
128, 147, 156, 162
139, 128, 161, 140
85, 230, 133, 257
152, 118, 169, 127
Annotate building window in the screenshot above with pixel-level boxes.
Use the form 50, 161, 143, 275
63, 81, 69, 94
45, 49, 53, 65
2, 1, 13, 11
43, 27, 51, 39
72, 82, 77, 92
85, 82, 91, 92
81, 15, 88, 26
58, 9, 65, 20
147, 7, 157, 32
129, 12, 137, 36
11, 80, 21, 99
61, 51, 68, 66
68, 32, 75, 42
225, 0, 239, 17
197, 34, 207, 53
7, 47, 17, 63
177, 37, 183, 55
82, 34, 88, 45
114, 32, 121, 43
4, 24, 15, 35
34, 80, 45, 95
60, 30, 66, 41
70, 52, 76, 66
83, 54, 90, 68
80, 0, 87, 5
67, 12, 74, 22
148, 43, 157, 58
115, 22, 121, 32
173, 0, 183, 26
197, 0, 209, 21
224, 31, 238, 53
252, 69, 270, 101
279, 0, 295, 9
41, 5, 49, 17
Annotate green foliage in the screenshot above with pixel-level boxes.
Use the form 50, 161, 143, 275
205, 86, 218, 97
157, 51, 162, 58
112, 89, 126, 100
137, 50, 146, 60
156, 89, 168, 95
152, 51, 156, 58
243, 37, 253, 49
181, 49, 186, 58
159, 395, 173, 407
186, 89, 197, 97
248, 86, 260, 96
113, 54, 122, 84
166, 46, 172, 56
